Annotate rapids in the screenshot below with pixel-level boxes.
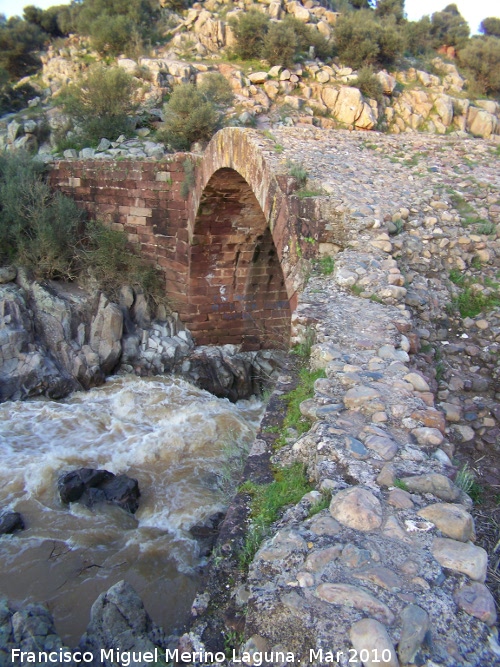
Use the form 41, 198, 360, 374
0, 375, 263, 645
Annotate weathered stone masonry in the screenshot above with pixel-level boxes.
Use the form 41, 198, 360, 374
50, 128, 343, 350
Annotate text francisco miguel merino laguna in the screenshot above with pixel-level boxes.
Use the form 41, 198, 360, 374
11, 648, 308, 665
10, 648, 366, 667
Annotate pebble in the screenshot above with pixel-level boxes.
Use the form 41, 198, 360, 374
316, 583, 395, 625
432, 537, 488, 581
402, 473, 461, 501
350, 618, 399, 667
417, 503, 475, 542
329, 487, 383, 531
454, 582, 497, 626
398, 604, 429, 664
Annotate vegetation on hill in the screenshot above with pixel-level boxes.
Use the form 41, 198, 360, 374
58, 65, 140, 146
0, 0, 499, 144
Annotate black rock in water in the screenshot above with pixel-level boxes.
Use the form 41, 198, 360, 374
0, 511, 24, 534
189, 511, 225, 557
58, 468, 140, 514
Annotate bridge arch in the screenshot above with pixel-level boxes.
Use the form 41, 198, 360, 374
181, 128, 298, 350
185, 166, 290, 349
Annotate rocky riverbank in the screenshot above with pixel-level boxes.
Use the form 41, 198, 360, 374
0, 268, 283, 403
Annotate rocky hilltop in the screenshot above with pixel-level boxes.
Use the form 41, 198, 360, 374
1, 0, 500, 155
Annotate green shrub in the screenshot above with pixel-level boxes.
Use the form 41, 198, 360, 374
287, 160, 308, 186
0, 152, 164, 300
58, 65, 139, 145
158, 83, 221, 150
239, 462, 312, 567
334, 10, 404, 69
198, 72, 234, 106
429, 3, 470, 49
81, 220, 162, 299
352, 66, 384, 103
23, 4, 72, 37
458, 36, 500, 95
0, 152, 84, 279
480, 17, 500, 38
282, 16, 333, 61
404, 15, 433, 56
0, 68, 38, 114
374, 0, 405, 23
75, 0, 160, 56
263, 23, 298, 67
0, 16, 45, 79
228, 10, 270, 59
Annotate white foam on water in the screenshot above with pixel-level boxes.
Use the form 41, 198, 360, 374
0, 374, 263, 644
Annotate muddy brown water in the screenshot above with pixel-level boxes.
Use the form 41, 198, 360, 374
0, 375, 263, 645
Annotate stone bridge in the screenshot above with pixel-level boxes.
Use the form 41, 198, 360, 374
50, 128, 345, 349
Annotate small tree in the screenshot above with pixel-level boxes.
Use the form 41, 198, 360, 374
335, 10, 403, 69
198, 72, 234, 106
76, 0, 159, 56
0, 17, 45, 79
229, 10, 270, 59
352, 66, 384, 103
404, 15, 433, 56
158, 84, 220, 150
58, 65, 139, 144
479, 17, 500, 38
262, 23, 298, 67
283, 16, 333, 61
374, 0, 405, 23
458, 36, 500, 95
430, 3, 470, 49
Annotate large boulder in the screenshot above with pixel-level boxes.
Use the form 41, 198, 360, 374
0, 511, 24, 534
333, 87, 364, 125
79, 581, 165, 659
90, 293, 123, 374
58, 468, 140, 514
467, 107, 498, 138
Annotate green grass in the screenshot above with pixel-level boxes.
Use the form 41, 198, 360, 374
281, 367, 326, 435
448, 268, 500, 318
394, 478, 409, 491
370, 294, 384, 304
287, 160, 308, 186
449, 269, 466, 285
452, 288, 500, 318
239, 463, 312, 568
476, 222, 496, 235
317, 256, 335, 276
455, 463, 484, 504
296, 189, 324, 198
291, 326, 316, 361
351, 284, 363, 296
308, 492, 331, 517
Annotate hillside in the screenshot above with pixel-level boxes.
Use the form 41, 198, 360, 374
0, 0, 499, 153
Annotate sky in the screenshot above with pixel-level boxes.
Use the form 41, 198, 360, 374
0, 0, 498, 34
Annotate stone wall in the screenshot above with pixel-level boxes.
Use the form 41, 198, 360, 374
49, 129, 342, 350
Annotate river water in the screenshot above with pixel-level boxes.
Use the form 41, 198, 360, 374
0, 375, 263, 646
